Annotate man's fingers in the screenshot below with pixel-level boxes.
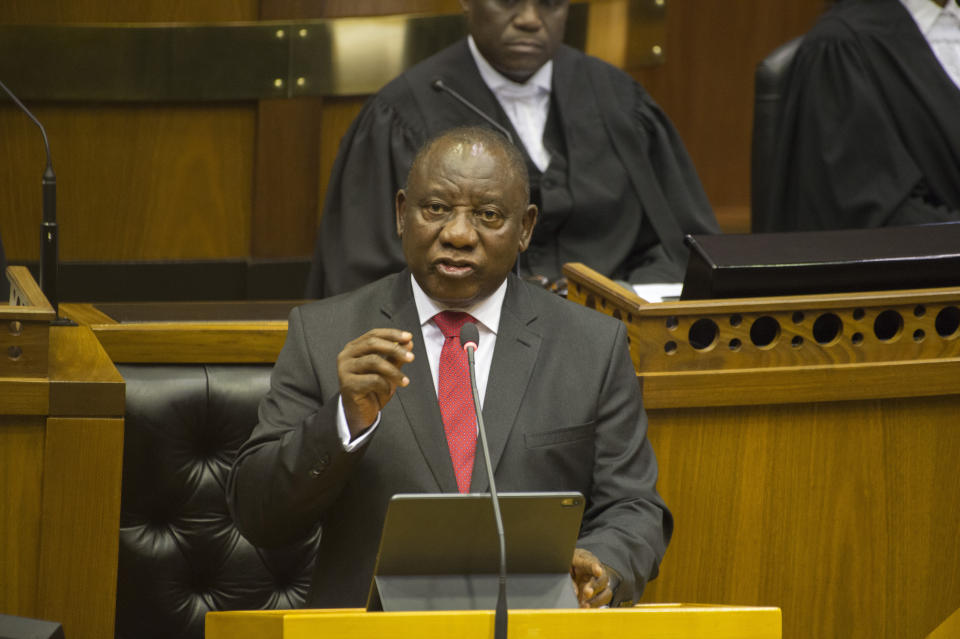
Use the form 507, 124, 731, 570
340, 334, 414, 367
344, 372, 399, 402
570, 549, 613, 608
344, 353, 411, 388
585, 584, 613, 608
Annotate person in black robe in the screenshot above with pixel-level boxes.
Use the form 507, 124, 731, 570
306, 0, 718, 299
762, 0, 960, 232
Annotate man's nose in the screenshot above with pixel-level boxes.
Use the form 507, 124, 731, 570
439, 210, 479, 247
513, 0, 544, 29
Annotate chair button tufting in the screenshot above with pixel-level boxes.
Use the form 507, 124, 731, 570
309, 454, 331, 477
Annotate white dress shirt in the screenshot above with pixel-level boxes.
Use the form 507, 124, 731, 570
467, 35, 554, 172
901, 0, 960, 89
337, 275, 507, 450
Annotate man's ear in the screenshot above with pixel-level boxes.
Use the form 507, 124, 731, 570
518, 204, 538, 252
396, 189, 407, 238
458, 0, 470, 13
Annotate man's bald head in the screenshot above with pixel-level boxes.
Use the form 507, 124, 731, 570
406, 126, 530, 204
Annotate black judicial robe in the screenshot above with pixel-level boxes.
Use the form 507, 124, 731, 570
307, 40, 718, 298
763, 0, 960, 232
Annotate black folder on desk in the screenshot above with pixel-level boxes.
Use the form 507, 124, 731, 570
681, 222, 960, 300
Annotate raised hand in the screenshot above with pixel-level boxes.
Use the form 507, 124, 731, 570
337, 328, 415, 437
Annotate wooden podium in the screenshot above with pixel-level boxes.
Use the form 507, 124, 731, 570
207, 604, 782, 638
564, 263, 960, 639
0, 267, 125, 639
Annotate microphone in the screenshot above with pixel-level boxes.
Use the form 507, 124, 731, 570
460, 322, 507, 639
431, 79, 514, 145
0, 78, 60, 317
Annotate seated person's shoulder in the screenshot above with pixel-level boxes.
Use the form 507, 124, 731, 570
803, 0, 877, 47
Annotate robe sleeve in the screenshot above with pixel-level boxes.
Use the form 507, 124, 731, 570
633, 84, 719, 235
770, 31, 958, 230
306, 93, 425, 298
624, 80, 719, 284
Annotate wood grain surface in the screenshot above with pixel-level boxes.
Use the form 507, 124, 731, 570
642, 396, 960, 639
36, 416, 124, 639
0, 416, 46, 619
207, 605, 782, 639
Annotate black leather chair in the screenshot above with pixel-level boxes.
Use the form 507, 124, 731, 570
750, 36, 803, 233
115, 364, 321, 639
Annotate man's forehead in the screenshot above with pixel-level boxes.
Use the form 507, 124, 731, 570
414, 139, 506, 180
428, 138, 500, 163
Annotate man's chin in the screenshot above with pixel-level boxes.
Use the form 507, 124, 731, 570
422, 276, 486, 307
500, 64, 542, 84
493, 56, 547, 83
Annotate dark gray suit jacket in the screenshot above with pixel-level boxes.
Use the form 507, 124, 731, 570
227, 271, 671, 607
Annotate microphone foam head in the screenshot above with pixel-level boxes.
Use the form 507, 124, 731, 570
460, 322, 480, 352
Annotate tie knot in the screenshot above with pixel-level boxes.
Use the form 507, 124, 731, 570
433, 311, 475, 339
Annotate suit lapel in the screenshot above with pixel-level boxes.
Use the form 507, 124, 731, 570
382, 271, 459, 493
469, 276, 542, 492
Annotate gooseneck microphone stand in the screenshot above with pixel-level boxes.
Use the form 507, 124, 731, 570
1, 78, 63, 320
460, 322, 508, 639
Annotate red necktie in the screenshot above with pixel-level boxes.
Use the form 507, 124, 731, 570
433, 311, 478, 493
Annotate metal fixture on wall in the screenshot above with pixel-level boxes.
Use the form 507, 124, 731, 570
0, 0, 666, 102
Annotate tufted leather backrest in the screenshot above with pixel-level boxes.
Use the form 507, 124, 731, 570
750, 36, 803, 232
115, 364, 321, 639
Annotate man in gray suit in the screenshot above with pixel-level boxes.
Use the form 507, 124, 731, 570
228, 126, 671, 609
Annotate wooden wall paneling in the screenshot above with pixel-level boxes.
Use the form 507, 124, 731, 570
252, 98, 324, 258
255, 0, 324, 261
1, 0, 260, 268
317, 98, 368, 226
0, 105, 47, 263
641, 395, 960, 639
261, 0, 461, 19
0, 1, 259, 23
36, 417, 125, 639
0, 417, 46, 619
320, 0, 461, 19
0, 105, 256, 262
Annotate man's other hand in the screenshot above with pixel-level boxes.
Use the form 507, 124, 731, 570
337, 328, 414, 437
570, 548, 613, 608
